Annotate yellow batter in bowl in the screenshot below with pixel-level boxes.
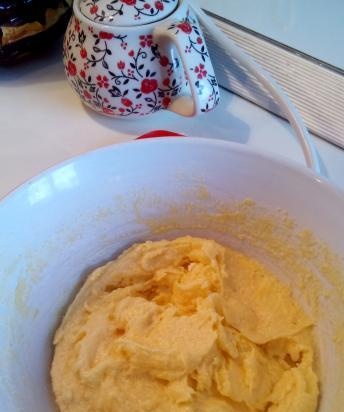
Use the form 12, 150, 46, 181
51, 236, 319, 412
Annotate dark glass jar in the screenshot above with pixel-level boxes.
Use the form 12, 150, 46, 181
0, 0, 72, 64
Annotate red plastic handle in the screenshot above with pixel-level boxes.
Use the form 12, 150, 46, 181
135, 130, 185, 140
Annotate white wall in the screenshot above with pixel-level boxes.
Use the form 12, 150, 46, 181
197, 0, 343, 69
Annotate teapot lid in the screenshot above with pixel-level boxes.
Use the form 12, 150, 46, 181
79, 0, 178, 26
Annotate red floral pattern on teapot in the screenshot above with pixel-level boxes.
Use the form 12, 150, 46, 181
80, 0, 178, 24
63, 1, 220, 118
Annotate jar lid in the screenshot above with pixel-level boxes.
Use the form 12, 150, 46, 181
79, 0, 178, 26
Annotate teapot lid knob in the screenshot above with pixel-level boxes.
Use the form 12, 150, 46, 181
79, 0, 178, 26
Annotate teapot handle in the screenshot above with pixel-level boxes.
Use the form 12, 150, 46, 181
154, 9, 220, 117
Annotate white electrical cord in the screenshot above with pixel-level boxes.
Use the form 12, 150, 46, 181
191, 2, 322, 174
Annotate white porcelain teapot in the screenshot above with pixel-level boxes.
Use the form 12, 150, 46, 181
63, 0, 220, 118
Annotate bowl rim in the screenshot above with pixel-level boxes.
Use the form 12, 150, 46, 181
1, 137, 343, 206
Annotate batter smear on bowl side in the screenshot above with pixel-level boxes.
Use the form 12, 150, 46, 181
51, 236, 319, 412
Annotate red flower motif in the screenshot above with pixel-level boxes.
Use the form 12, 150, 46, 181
119, 107, 125, 113
194, 63, 207, 79
74, 19, 80, 32
144, 3, 151, 9
139, 34, 153, 48
80, 69, 86, 78
90, 5, 98, 14
128, 50, 135, 57
103, 107, 114, 115
177, 21, 192, 34
80, 48, 87, 59
159, 56, 169, 67
117, 60, 125, 70
163, 77, 170, 86
155, 1, 163, 10
96, 75, 109, 88
197, 37, 203, 44
67, 60, 77, 76
99, 31, 114, 40
121, 0, 136, 5
121, 98, 133, 107
141, 78, 158, 94
162, 96, 171, 107
83, 90, 92, 99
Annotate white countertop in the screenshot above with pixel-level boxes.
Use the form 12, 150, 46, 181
1, 40, 343, 199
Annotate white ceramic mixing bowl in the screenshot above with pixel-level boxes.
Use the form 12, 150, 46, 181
1, 138, 343, 411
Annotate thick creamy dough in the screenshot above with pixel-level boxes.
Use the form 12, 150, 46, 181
51, 237, 319, 412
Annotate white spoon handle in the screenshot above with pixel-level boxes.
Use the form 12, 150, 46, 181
191, 3, 321, 174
